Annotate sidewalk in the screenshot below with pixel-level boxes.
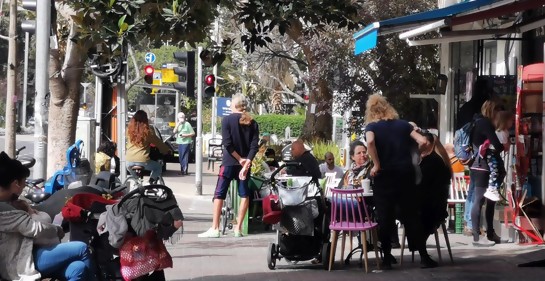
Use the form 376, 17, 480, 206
162, 163, 545, 281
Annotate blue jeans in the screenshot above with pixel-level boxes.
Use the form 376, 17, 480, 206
464, 172, 476, 228
33, 241, 95, 281
178, 143, 190, 173
127, 160, 162, 180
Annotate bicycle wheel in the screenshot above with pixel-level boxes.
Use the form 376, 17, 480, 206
220, 192, 232, 235
124, 176, 141, 192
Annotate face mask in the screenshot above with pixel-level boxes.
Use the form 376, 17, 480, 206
179, 118, 185, 122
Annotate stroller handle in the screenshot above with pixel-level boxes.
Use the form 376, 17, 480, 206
270, 161, 301, 181
117, 184, 174, 207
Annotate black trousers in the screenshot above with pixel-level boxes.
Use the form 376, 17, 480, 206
470, 170, 496, 241
373, 169, 425, 255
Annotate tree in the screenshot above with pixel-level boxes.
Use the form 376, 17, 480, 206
233, 0, 363, 140
47, 0, 219, 175
232, 0, 439, 139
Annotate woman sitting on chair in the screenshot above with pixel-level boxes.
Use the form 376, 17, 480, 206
338, 140, 372, 189
417, 131, 452, 238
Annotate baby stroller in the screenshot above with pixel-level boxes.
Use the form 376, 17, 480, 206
264, 162, 331, 270
61, 184, 183, 281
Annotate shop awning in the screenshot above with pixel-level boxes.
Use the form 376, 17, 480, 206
353, 0, 499, 55
406, 0, 545, 46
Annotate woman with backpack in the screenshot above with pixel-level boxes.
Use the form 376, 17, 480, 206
469, 100, 504, 246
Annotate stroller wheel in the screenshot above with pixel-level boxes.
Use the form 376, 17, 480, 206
322, 242, 332, 270
267, 243, 277, 270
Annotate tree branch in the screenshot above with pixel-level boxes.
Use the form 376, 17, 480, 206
125, 44, 141, 90
0, 34, 9, 41
265, 45, 308, 67
267, 75, 305, 103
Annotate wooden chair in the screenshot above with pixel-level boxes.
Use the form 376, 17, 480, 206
328, 188, 380, 272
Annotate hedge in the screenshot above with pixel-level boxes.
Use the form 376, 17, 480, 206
253, 114, 305, 138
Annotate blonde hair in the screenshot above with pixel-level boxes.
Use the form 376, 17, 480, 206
364, 94, 399, 124
481, 100, 498, 120
232, 94, 253, 126
495, 110, 514, 130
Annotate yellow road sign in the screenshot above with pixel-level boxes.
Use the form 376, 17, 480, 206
161, 68, 178, 83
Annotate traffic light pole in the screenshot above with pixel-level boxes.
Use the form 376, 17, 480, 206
196, 47, 203, 195
33, 0, 51, 179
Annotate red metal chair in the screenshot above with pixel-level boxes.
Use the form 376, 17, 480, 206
328, 188, 380, 272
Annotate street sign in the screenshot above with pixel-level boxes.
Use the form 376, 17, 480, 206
161, 68, 178, 83
145, 52, 156, 63
216, 97, 232, 117
151, 71, 162, 94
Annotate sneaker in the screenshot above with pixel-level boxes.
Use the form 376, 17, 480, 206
234, 231, 244, 238
197, 228, 220, 238
420, 254, 438, 269
381, 254, 395, 270
484, 188, 500, 202
472, 236, 496, 247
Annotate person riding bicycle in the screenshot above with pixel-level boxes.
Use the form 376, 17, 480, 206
126, 110, 171, 184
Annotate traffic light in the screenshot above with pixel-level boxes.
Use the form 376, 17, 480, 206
144, 65, 154, 84
173, 51, 195, 97
204, 74, 215, 98
199, 49, 226, 67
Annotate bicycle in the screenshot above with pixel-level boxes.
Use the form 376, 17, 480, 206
220, 191, 234, 235
124, 160, 166, 192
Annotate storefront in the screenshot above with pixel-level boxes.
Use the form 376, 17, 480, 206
354, 0, 545, 242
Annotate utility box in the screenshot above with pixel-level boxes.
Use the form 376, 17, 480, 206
76, 117, 96, 172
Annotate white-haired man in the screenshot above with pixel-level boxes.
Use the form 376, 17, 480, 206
173, 112, 195, 175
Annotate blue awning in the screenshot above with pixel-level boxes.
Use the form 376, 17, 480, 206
354, 0, 500, 55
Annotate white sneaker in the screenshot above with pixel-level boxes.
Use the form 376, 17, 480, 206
472, 236, 496, 247
197, 228, 220, 238
484, 188, 500, 202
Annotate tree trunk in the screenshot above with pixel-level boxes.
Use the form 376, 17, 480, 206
301, 78, 332, 141
286, 20, 332, 142
46, 23, 86, 175
4, 0, 18, 157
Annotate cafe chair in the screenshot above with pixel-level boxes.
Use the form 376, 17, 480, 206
328, 188, 380, 273
399, 222, 453, 265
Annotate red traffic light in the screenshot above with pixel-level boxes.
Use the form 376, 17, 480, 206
144, 65, 154, 75
204, 74, 215, 86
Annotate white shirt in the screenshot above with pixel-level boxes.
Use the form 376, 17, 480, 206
319, 163, 344, 178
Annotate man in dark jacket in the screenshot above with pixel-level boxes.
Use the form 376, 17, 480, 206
289, 140, 321, 180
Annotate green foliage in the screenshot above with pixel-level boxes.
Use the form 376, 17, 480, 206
253, 114, 305, 138
64, 0, 219, 53
235, 0, 363, 53
250, 152, 267, 177
310, 141, 341, 166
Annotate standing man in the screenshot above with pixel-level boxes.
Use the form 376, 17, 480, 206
319, 152, 344, 178
173, 112, 195, 175
198, 94, 259, 238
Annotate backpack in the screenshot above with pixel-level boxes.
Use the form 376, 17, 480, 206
453, 120, 477, 165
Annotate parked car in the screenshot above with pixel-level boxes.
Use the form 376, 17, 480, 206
151, 125, 195, 171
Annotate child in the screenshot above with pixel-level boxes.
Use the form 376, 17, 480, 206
95, 140, 118, 175
479, 111, 513, 201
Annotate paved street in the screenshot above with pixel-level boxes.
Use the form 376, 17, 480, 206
162, 162, 545, 281
2, 134, 545, 280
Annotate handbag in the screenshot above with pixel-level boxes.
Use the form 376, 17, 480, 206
119, 230, 173, 281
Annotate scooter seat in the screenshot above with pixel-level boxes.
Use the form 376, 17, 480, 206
27, 178, 45, 186
25, 191, 52, 204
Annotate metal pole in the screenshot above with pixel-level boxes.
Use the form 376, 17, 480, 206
196, 46, 203, 195
32, 0, 50, 179
94, 77, 103, 150
117, 63, 127, 182
211, 64, 218, 138
22, 32, 30, 128
4, 0, 17, 158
